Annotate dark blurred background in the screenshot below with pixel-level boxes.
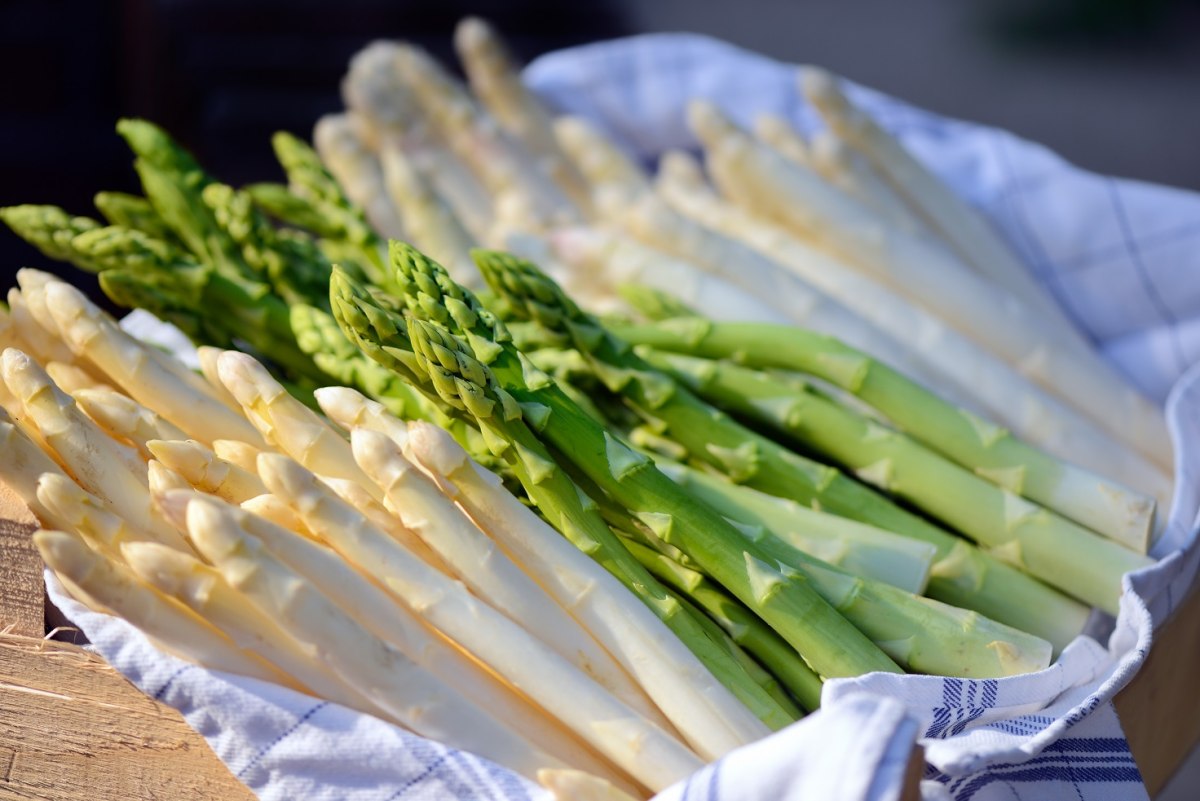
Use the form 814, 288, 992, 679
3, 0, 1200, 292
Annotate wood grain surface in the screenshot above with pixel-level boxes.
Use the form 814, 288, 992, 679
0, 633, 254, 801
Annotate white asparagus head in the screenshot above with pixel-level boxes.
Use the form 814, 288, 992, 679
0, 404, 71, 523
753, 114, 811, 166
147, 459, 193, 497
195, 346, 245, 412
212, 439, 265, 474
313, 112, 407, 240
216, 350, 379, 496
46, 361, 115, 395
148, 438, 267, 504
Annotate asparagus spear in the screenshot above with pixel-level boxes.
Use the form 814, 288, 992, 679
0, 205, 103, 268
653, 152, 1174, 503
332, 266, 788, 752
475, 249, 1090, 649
73, 387, 189, 459
619, 321, 1158, 558
368, 246, 901, 679
651, 455, 936, 594
93, 191, 179, 243
623, 539, 823, 710
310, 115, 408, 243
147, 439, 267, 503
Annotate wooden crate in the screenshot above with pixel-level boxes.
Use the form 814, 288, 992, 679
2, 480, 1193, 800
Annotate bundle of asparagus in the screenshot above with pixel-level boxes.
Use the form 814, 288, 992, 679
0, 16, 1169, 799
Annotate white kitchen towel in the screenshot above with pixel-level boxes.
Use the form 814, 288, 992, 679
42, 32, 1200, 801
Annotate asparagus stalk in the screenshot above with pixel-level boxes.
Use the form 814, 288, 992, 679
654, 152, 1174, 503
73, 387, 189, 459
652, 455, 936, 594
691, 102, 1171, 469
2, 348, 186, 549
379, 246, 901, 678
663, 583, 804, 718
0, 408, 75, 525
46, 361, 114, 395
153, 489, 638, 792
310, 115, 408, 242
623, 538, 823, 710
476, 249, 1090, 648
332, 265, 786, 753
206, 465, 702, 790
454, 17, 593, 212
624, 324, 1159, 558
93, 191, 179, 243
800, 68, 1070, 323
0, 204, 103, 269
178, 492, 601, 785
44, 281, 268, 449
215, 350, 381, 498
553, 117, 651, 216
147, 439, 267, 503
119, 540, 380, 712
336, 435, 668, 724
35, 528, 294, 686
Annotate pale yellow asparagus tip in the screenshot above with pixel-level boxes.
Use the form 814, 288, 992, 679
657, 150, 707, 189
538, 769, 643, 801
212, 439, 265, 474
46, 361, 114, 395
147, 459, 192, 496
148, 438, 267, 503
195, 346, 244, 411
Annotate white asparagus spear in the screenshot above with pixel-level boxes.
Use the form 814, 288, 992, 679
616, 192, 960, 401
15, 270, 108, 386
240, 494, 317, 540
405, 420, 772, 761
121, 541, 387, 715
753, 114, 812, 166
313, 112, 407, 240
343, 436, 666, 726
8, 288, 75, 366
454, 17, 593, 213
541, 226, 790, 325
44, 282, 267, 449
379, 145, 478, 281
216, 350, 381, 499
195, 346, 244, 412
314, 385, 411, 448
801, 68, 1070, 319
397, 44, 581, 228
318, 475, 453, 575
0, 407, 72, 525
147, 439, 267, 503
147, 460, 193, 496
188, 480, 642, 792
181, 493, 629, 785
340, 40, 495, 241
35, 528, 294, 687
690, 102, 1171, 469
251, 444, 703, 788
1, 349, 188, 547
806, 129, 934, 236
212, 439, 264, 473
46, 361, 115, 395
38, 470, 192, 558
74, 387, 189, 459
656, 150, 1174, 506
554, 116, 651, 217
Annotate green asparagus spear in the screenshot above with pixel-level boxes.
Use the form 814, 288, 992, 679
93, 191, 179, 244
474, 248, 1090, 650
0, 205, 103, 269
611, 318, 1157, 554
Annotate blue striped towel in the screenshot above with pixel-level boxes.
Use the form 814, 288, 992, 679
47, 32, 1200, 801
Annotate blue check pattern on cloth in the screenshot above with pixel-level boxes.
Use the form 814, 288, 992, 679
45, 33, 1200, 801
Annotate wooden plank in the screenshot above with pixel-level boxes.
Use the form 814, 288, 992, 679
0, 482, 43, 638
1114, 581, 1200, 798
0, 632, 255, 801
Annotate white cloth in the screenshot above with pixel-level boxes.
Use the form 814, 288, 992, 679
48, 32, 1200, 801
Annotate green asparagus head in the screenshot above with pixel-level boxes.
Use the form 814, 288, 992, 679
407, 317, 524, 455
329, 266, 424, 385
245, 182, 344, 239
93, 191, 178, 244
72, 225, 191, 273
272, 131, 342, 205
116, 119, 209, 180
390, 240, 510, 360
0, 205, 104, 271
